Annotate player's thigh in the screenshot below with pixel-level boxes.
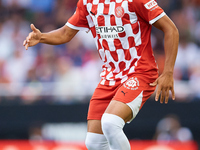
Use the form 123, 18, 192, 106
105, 76, 157, 123
105, 100, 133, 123
87, 120, 103, 134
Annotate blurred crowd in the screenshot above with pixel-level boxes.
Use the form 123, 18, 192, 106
0, 0, 199, 104
154, 0, 200, 101
153, 114, 193, 142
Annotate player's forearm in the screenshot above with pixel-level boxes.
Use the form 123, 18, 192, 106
40, 27, 68, 45
40, 25, 78, 45
163, 26, 179, 74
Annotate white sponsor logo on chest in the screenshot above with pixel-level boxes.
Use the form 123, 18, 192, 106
96, 26, 125, 39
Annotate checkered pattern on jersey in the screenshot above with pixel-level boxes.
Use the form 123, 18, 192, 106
84, 0, 141, 86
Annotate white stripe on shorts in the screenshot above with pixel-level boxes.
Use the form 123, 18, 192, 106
126, 91, 143, 123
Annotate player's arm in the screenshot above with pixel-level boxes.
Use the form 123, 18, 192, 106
150, 15, 179, 104
23, 24, 79, 50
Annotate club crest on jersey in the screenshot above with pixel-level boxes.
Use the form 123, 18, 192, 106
96, 26, 125, 39
115, 6, 125, 18
144, 0, 157, 10
124, 77, 139, 90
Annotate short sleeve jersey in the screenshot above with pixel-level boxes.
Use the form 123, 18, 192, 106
66, 0, 165, 86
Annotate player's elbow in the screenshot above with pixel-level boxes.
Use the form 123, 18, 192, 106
61, 26, 71, 43
172, 25, 179, 38
64, 37, 72, 43
171, 26, 179, 43
163, 24, 179, 42
166, 23, 179, 38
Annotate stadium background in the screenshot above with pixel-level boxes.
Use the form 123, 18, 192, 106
0, 0, 199, 149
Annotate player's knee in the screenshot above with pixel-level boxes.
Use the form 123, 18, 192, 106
101, 120, 113, 137
101, 113, 125, 137
85, 134, 97, 150
85, 138, 95, 150
85, 132, 108, 150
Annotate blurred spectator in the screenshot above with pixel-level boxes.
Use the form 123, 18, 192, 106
54, 56, 83, 103
29, 124, 43, 141
29, 0, 54, 13
174, 32, 199, 81
0, 60, 11, 97
154, 114, 193, 142
1, 0, 31, 8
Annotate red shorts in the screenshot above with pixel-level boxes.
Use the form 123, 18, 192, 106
87, 73, 158, 121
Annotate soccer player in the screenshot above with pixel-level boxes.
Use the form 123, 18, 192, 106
23, 0, 179, 149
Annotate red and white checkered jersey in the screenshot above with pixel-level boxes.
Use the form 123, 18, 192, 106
66, 0, 165, 86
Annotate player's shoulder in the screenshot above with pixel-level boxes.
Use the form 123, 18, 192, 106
78, 0, 91, 5
132, 0, 159, 10
132, 0, 157, 5
77, 0, 87, 9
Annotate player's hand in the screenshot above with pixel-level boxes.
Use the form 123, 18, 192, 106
149, 72, 175, 104
23, 24, 41, 50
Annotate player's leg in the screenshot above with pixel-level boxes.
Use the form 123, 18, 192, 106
101, 100, 132, 150
85, 120, 110, 150
101, 76, 157, 150
85, 83, 117, 150
85, 101, 135, 150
